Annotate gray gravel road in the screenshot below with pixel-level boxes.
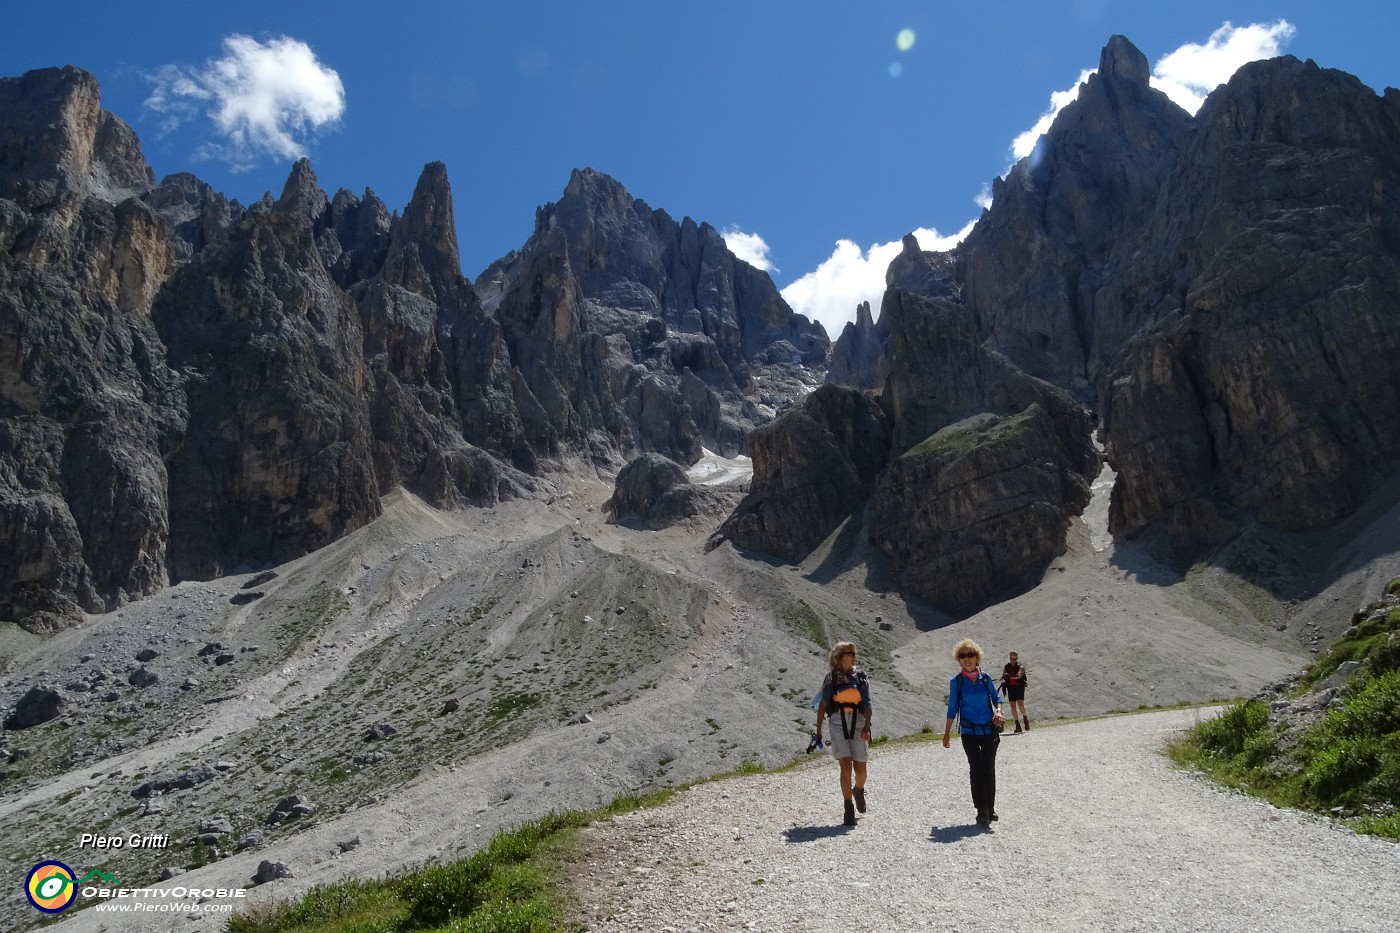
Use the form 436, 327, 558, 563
567, 708, 1400, 932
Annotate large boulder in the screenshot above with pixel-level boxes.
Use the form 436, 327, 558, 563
605, 453, 716, 528
715, 385, 890, 561
870, 406, 1096, 616
4, 686, 67, 729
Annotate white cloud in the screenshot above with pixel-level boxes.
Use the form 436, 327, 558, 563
780, 223, 974, 338
1151, 20, 1295, 113
1006, 20, 1295, 161
721, 227, 777, 273
145, 35, 345, 169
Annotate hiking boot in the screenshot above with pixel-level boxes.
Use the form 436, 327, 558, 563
843, 799, 857, 826
1024, 719, 1031, 731
1013, 724, 1023, 734
988, 810, 999, 821
853, 787, 867, 813
975, 810, 990, 827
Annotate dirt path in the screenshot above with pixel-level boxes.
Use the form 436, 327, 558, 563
566, 708, 1400, 933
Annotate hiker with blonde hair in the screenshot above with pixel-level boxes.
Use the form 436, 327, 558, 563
814, 640, 872, 826
942, 637, 1005, 827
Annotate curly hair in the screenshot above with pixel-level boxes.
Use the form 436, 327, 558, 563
952, 637, 984, 663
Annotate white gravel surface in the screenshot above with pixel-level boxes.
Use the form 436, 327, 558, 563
568, 708, 1400, 933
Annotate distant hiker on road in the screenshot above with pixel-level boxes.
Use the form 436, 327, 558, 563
814, 640, 872, 827
942, 638, 1005, 827
1000, 650, 1031, 734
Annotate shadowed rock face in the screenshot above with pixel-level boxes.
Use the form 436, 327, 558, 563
718, 293, 1099, 615
150, 176, 382, 581
716, 385, 891, 562
1098, 56, 1400, 541
875, 288, 1099, 469
826, 301, 882, 390
890, 37, 1400, 555
871, 406, 1095, 616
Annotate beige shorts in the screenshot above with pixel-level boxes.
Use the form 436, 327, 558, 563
826, 710, 869, 762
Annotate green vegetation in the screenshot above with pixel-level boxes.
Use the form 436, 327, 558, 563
1168, 586, 1400, 840
225, 726, 952, 933
227, 790, 679, 933
777, 598, 827, 648
901, 409, 1031, 460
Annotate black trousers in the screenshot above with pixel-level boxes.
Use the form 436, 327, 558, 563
960, 732, 1000, 813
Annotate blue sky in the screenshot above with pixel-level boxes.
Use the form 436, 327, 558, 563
6, 2, 1398, 337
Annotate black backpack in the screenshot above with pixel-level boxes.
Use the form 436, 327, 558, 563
825, 669, 869, 739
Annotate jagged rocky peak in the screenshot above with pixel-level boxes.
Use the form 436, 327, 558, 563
275, 157, 330, 222
146, 172, 242, 261
1192, 53, 1400, 154
326, 186, 391, 287
387, 161, 464, 295
826, 301, 883, 390
0, 65, 154, 208
953, 34, 1191, 395
479, 166, 827, 462
1099, 34, 1150, 85
886, 234, 959, 299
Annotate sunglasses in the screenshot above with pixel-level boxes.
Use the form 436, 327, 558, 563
957, 652, 978, 659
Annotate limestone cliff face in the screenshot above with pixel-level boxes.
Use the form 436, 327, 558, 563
0, 69, 825, 629
150, 167, 381, 581
0, 67, 178, 629
871, 406, 1095, 616
716, 385, 891, 562
1090, 55, 1400, 542
957, 36, 1193, 400
719, 290, 1099, 614
891, 37, 1400, 557
480, 169, 830, 463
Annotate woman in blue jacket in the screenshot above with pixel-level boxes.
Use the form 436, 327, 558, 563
941, 638, 1005, 826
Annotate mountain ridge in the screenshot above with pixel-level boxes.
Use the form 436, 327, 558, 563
0, 69, 826, 630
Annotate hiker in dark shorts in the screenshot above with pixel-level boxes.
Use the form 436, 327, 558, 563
942, 638, 1005, 827
814, 641, 872, 827
1000, 650, 1030, 734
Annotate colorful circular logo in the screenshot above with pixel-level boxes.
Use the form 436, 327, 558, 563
25, 861, 77, 913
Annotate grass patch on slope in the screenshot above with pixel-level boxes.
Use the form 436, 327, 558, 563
227, 789, 676, 933
1168, 582, 1400, 841
226, 743, 844, 933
